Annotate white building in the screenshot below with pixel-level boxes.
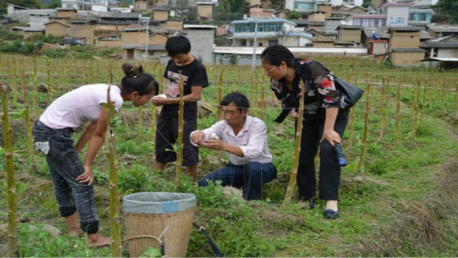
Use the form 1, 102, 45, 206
231, 19, 313, 47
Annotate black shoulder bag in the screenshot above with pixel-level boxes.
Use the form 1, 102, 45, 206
305, 61, 364, 110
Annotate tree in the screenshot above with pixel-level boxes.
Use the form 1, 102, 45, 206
433, 0, 458, 23
12, 0, 41, 8
287, 10, 300, 20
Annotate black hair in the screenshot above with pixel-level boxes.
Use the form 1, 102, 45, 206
220, 92, 250, 112
260, 45, 296, 67
121, 63, 158, 96
165, 35, 191, 57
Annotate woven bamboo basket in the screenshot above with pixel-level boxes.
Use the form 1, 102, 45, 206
124, 192, 197, 257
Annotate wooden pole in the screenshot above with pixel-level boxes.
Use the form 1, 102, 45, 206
395, 81, 402, 146
217, 69, 224, 121
106, 65, 122, 257
1, 84, 18, 256
282, 81, 305, 206
175, 71, 185, 188
357, 85, 370, 176
21, 72, 35, 167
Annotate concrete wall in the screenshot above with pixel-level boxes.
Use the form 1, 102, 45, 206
186, 29, 214, 65
150, 34, 168, 45
95, 39, 122, 47
56, 10, 77, 19
135, 0, 147, 10
70, 24, 94, 44
94, 24, 129, 31
45, 23, 69, 37
161, 21, 183, 31
133, 49, 167, 60
314, 42, 334, 48
317, 4, 332, 17
309, 13, 326, 22
29, 15, 50, 29
438, 48, 458, 58
390, 51, 424, 66
121, 31, 146, 45
337, 29, 361, 43
154, 10, 168, 21
386, 6, 410, 27
389, 31, 420, 51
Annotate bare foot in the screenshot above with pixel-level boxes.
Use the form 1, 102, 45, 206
68, 228, 84, 237
87, 233, 112, 248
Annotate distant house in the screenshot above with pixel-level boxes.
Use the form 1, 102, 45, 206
316, 3, 332, 18
307, 11, 327, 22
122, 45, 167, 60
388, 27, 425, 66
56, 8, 77, 19
70, 21, 95, 45
154, 8, 169, 21
420, 35, 458, 59
44, 21, 70, 37
184, 24, 217, 65
351, 14, 387, 28
390, 48, 426, 66
313, 36, 335, 48
95, 36, 122, 48
11, 26, 45, 38
231, 19, 313, 47
335, 25, 364, 45
197, 2, 215, 22
380, 2, 411, 27
29, 13, 50, 29
135, 0, 148, 10
121, 27, 148, 45
388, 26, 421, 51
426, 24, 458, 38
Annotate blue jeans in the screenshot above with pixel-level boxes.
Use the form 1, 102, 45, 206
32, 121, 99, 234
198, 162, 277, 200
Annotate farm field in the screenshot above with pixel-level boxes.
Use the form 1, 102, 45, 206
0, 53, 458, 257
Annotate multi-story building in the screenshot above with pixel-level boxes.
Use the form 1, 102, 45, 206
231, 19, 313, 47
379, 2, 411, 27
408, 7, 433, 26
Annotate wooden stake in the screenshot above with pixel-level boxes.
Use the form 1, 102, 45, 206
1, 84, 18, 257
176, 71, 185, 188
357, 85, 370, 176
106, 65, 122, 257
282, 81, 305, 206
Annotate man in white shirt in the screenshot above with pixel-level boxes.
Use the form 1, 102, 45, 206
190, 92, 277, 200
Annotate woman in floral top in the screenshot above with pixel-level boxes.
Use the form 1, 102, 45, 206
261, 45, 349, 219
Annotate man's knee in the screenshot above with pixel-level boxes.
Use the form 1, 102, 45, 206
198, 178, 210, 187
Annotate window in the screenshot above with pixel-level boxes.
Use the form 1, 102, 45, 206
235, 22, 283, 33
269, 40, 278, 46
148, 50, 155, 56
294, 2, 314, 11
353, 18, 362, 26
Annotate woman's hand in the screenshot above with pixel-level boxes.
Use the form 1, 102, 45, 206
288, 109, 298, 119
77, 165, 94, 185
151, 97, 168, 106
320, 129, 341, 147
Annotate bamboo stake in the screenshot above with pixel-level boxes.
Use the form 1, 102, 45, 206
46, 57, 52, 105
378, 77, 386, 141
395, 81, 402, 146
454, 82, 458, 119
216, 69, 224, 121
282, 81, 305, 206
1, 84, 18, 257
420, 79, 427, 123
411, 81, 420, 138
21, 72, 35, 167
259, 76, 265, 119
175, 72, 185, 188
357, 85, 370, 176
106, 65, 122, 257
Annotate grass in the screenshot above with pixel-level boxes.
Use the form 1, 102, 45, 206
0, 54, 457, 256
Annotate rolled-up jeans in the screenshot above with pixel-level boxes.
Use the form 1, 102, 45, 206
32, 121, 99, 234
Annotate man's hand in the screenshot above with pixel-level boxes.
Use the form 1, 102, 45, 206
76, 165, 94, 185
201, 139, 226, 151
191, 131, 206, 145
288, 109, 298, 119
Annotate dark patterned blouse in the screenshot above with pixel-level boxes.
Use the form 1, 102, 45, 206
270, 59, 342, 122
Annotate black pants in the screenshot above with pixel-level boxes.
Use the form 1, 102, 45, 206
297, 109, 349, 201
